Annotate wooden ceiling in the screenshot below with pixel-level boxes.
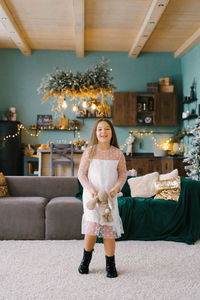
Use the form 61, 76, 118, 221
0, 0, 200, 58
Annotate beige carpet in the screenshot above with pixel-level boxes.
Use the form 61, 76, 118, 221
0, 239, 200, 300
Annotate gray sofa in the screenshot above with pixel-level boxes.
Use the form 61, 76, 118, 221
0, 176, 83, 240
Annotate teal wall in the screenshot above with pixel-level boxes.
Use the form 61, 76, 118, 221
0, 49, 182, 152
180, 42, 200, 151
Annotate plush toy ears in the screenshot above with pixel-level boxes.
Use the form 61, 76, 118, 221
86, 196, 99, 210
108, 193, 114, 210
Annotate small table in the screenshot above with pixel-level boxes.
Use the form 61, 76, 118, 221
37, 149, 83, 176
24, 155, 39, 176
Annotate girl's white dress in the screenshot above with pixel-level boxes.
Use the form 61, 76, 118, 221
78, 145, 127, 239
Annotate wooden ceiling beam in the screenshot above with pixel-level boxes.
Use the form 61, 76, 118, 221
73, 0, 84, 57
0, 0, 31, 55
129, 0, 170, 58
174, 26, 200, 58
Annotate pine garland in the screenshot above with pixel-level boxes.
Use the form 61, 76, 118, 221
37, 59, 116, 101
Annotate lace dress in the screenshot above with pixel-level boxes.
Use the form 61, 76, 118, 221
77, 145, 127, 239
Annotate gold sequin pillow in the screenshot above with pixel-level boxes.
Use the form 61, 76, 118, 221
0, 172, 9, 197
154, 176, 180, 202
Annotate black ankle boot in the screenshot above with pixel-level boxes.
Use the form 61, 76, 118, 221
78, 249, 94, 274
105, 255, 118, 278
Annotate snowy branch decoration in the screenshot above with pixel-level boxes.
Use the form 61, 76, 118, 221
183, 117, 200, 181
37, 59, 116, 115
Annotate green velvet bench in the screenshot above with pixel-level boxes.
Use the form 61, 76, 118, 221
76, 176, 200, 245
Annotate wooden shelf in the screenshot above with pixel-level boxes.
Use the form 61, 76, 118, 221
76, 116, 111, 125
183, 99, 197, 104
29, 127, 79, 137
182, 114, 198, 120
76, 116, 111, 119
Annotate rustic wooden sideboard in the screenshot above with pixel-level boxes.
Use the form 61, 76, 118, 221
126, 154, 186, 176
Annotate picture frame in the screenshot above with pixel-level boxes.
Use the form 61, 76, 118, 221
37, 114, 53, 129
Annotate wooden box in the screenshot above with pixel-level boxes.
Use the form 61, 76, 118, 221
159, 77, 172, 85
159, 85, 174, 93
147, 82, 159, 93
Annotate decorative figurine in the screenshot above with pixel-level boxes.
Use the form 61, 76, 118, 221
58, 114, 69, 129
126, 134, 135, 156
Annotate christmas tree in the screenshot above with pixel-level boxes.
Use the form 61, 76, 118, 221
183, 117, 200, 180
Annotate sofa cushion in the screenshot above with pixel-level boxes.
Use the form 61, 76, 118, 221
159, 169, 178, 180
46, 197, 83, 240
154, 176, 181, 201
128, 172, 159, 198
0, 196, 48, 240
6, 176, 79, 198
0, 172, 9, 197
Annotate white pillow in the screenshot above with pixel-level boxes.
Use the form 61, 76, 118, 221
128, 172, 159, 198
159, 169, 178, 180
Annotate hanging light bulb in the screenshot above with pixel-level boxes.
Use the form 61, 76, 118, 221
59, 95, 64, 100
72, 104, 78, 112
62, 99, 68, 109
91, 103, 97, 110
82, 100, 87, 108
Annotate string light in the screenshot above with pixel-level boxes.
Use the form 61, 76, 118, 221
82, 100, 87, 108
0, 124, 41, 144
62, 99, 68, 109
121, 129, 154, 151
91, 103, 97, 110
72, 104, 78, 112
20, 124, 41, 137
121, 129, 173, 152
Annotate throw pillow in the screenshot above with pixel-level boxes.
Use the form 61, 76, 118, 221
154, 176, 181, 201
0, 172, 9, 197
159, 169, 178, 180
128, 172, 159, 198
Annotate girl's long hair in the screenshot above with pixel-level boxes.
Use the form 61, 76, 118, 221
87, 118, 119, 158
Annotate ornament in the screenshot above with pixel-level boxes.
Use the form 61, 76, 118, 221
126, 134, 135, 156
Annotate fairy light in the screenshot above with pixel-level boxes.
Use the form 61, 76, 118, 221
121, 129, 173, 152
72, 104, 78, 112
91, 103, 97, 110
82, 100, 87, 108
152, 136, 172, 150
0, 124, 41, 144
20, 124, 41, 137
62, 99, 68, 109
121, 129, 154, 151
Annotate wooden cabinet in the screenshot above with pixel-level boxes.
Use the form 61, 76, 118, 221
160, 158, 186, 176
113, 92, 137, 126
0, 121, 22, 175
113, 92, 177, 126
126, 156, 186, 177
154, 92, 177, 126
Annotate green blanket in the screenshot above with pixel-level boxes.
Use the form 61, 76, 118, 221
76, 177, 200, 245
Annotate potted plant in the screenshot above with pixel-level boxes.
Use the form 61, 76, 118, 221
170, 129, 184, 155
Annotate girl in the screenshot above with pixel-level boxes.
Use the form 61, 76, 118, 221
77, 118, 127, 278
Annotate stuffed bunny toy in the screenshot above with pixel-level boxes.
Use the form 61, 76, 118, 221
86, 190, 114, 223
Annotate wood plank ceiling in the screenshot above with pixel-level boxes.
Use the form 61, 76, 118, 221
0, 0, 200, 58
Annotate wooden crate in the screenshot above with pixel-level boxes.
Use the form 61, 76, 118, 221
159, 85, 174, 93
159, 77, 172, 85
147, 82, 159, 92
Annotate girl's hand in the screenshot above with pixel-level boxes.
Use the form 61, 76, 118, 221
89, 187, 98, 198
109, 187, 119, 198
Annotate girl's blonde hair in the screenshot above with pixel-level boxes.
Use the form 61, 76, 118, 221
87, 118, 119, 158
